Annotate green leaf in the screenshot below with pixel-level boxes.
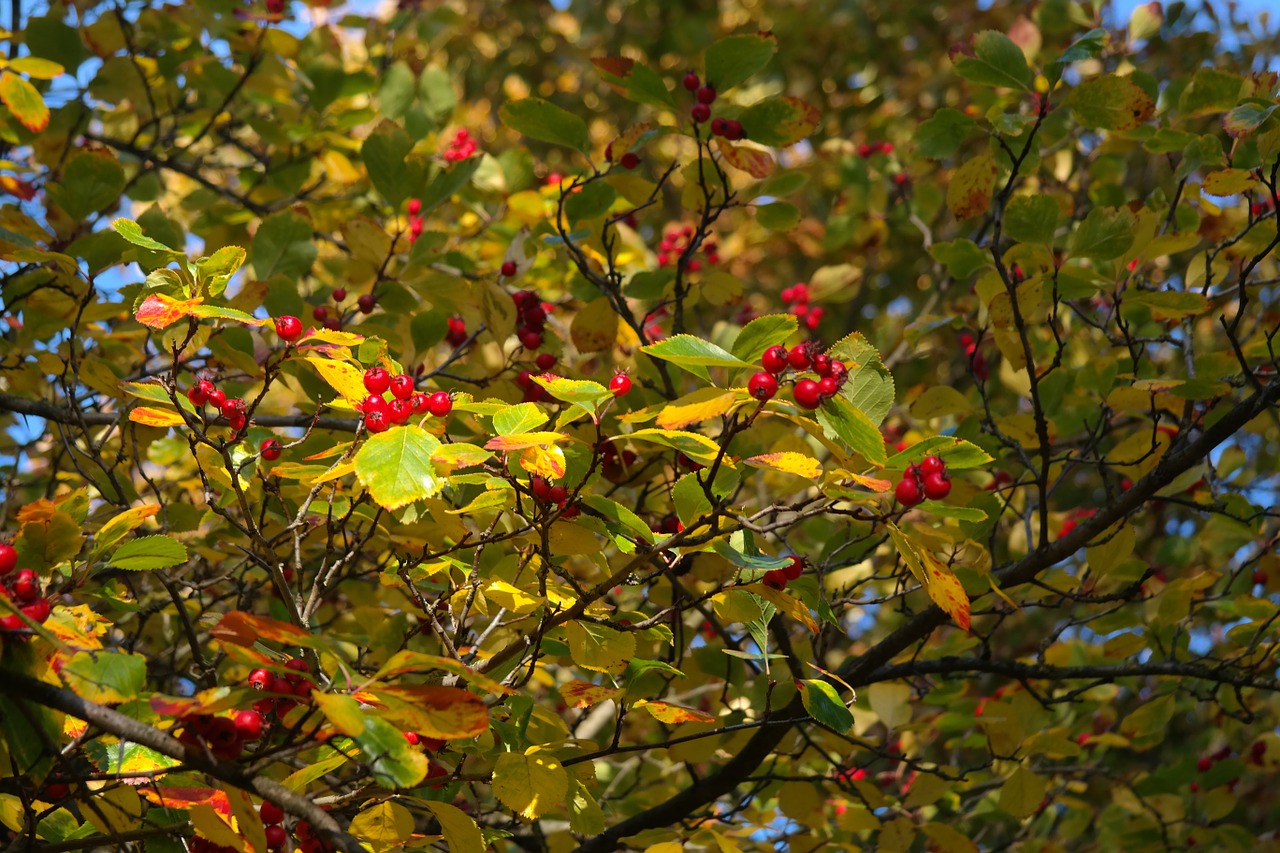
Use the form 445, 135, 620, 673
0, 71, 49, 132
417, 67, 457, 120
492, 751, 570, 821
817, 396, 887, 465
581, 495, 655, 544
1069, 207, 1136, 261
1224, 101, 1280, 138
499, 98, 590, 153
1046, 28, 1109, 84
195, 246, 246, 296
732, 313, 798, 363
915, 108, 978, 160
250, 211, 317, 280
423, 801, 485, 853
756, 201, 801, 230
60, 651, 147, 704
419, 157, 480, 214
930, 239, 992, 279
1178, 68, 1244, 117
362, 121, 414, 206
109, 535, 188, 571
113, 219, 182, 255
705, 33, 777, 92
354, 715, 430, 789
379, 61, 416, 120
592, 58, 676, 109
1067, 75, 1155, 131
531, 375, 613, 416
641, 334, 755, 377
999, 766, 1048, 818
354, 425, 445, 510
1121, 290, 1208, 320
626, 429, 723, 466
49, 153, 126, 220
738, 96, 820, 147
565, 181, 617, 224
798, 678, 854, 733
953, 31, 1034, 92
493, 403, 549, 436
885, 436, 993, 470
0, 688, 59, 775
1003, 195, 1060, 244
828, 333, 894, 426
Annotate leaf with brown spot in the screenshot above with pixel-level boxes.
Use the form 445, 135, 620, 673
633, 699, 716, 723
560, 680, 624, 708
947, 153, 998, 220
716, 139, 774, 178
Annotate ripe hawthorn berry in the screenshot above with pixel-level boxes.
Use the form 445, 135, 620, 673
388, 399, 413, 425
13, 570, 39, 600
264, 825, 288, 850
748, 371, 778, 401
696, 84, 717, 104
793, 379, 823, 410
365, 409, 390, 433
919, 455, 945, 477
357, 293, 377, 314
411, 393, 430, 414
0, 543, 16, 576
426, 392, 453, 417
273, 315, 302, 342
683, 71, 700, 91
332, 287, 347, 301
260, 439, 282, 461
248, 669, 271, 690
260, 801, 285, 825
531, 476, 553, 503
363, 367, 390, 395
389, 373, 414, 400
548, 485, 568, 505
812, 354, 832, 376
762, 570, 787, 590
610, 372, 633, 397
535, 353, 556, 370
501, 260, 517, 277
787, 345, 812, 370
817, 376, 839, 398
408, 198, 422, 216
234, 710, 264, 741
207, 388, 227, 408
620, 152, 640, 169
220, 397, 246, 419
362, 394, 389, 417
895, 476, 924, 507
517, 327, 543, 350
44, 783, 69, 800
691, 103, 711, 124
762, 345, 789, 374
783, 556, 804, 580
404, 731, 420, 745
922, 470, 951, 500
312, 306, 328, 322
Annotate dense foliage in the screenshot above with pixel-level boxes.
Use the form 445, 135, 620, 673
0, 0, 1278, 851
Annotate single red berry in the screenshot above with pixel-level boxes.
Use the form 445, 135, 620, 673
523, 305, 547, 328
388, 399, 413, 425
858, 143, 874, 158
531, 477, 553, 503
761, 345, 789, 374
227, 412, 248, 432
365, 409, 390, 433
264, 825, 288, 850
710, 117, 729, 137
683, 71, 700, 91
512, 290, 538, 310
691, 103, 711, 124
812, 354, 833, 376
922, 470, 951, 501
357, 293, 377, 314
516, 370, 535, 390
0, 544, 16, 576
610, 373, 633, 397
787, 346, 812, 370
220, 397, 246, 419
517, 327, 543, 350
879, 141, 894, 154
265, 0, 284, 13
562, 503, 581, 519
274, 315, 302, 342
260, 439, 282, 461
783, 557, 804, 581
248, 669, 271, 690
895, 477, 924, 507
312, 306, 328, 322
1253, 571, 1267, 586
762, 570, 787, 590
389, 373, 414, 400
187, 381, 211, 407
748, 371, 778, 401
548, 485, 568, 505
206, 388, 227, 409
332, 287, 347, 301
426, 391, 453, 417
293, 680, 314, 699
411, 393, 430, 414
1197, 756, 1212, 772
695, 84, 717, 104
234, 710, 264, 741
43, 783, 69, 800
0, 614, 23, 631
13, 570, 39, 601
362, 394, 389, 417
620, 151, 640, 169
816, 374, 840, 398
284, 658, 309, 673
323, 317, 342, 331
725, 120, 746, 141
792, 379, 823, 410
501, 260, 518, 277
404, 730, 420, 745
535, 353, 557, 370
21, 598, 51, 624
363, 367, 390, 395
893, 173, 910, 186
919, 455, 945, 477
260, 801, 284, 825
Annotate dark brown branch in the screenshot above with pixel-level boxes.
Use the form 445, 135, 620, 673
0, 393, 358, 432
866, 656, 1280, 692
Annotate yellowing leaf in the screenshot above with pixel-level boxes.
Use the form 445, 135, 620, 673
917, 548, 972, 631
633, 699, 715, 723
135, 294, 203, 329
716, 139, 774, 177
866, 682, 912, 731
485, 431, 570, 452
520, 442, 567, 479
566, 620, 636, 673
492, 751, 570, 821
998, 766, 1047, 818
560, 680, 624, 708
354, 425, 445, 510
571, 297, 620, 353
371, 649, 517, 696
947, 152, 998, 220
349, 801, 414, 848
210, 611, 319, 648
0, 71, 49, 133
745, 452, 822, 479
128, 406, 186, 427
423, 801, 485, 853
485, 580, 544, 615
656, 388, 740, 430
305, 357, 368, 406
361, 685, 491, 739
752, 584, 819, 632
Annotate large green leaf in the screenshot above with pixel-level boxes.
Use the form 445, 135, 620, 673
731, 313, 798, 363
705, 33, 777, 92
362, 121, 414, 206
354, 425, 445, 510
916, 108, 978, 160
250, 211, 317, 280
738, 96, 820, 147
798, 678, 854, 733
109, 535, 188, 571
816, 396, 888, 465
354, 715, 430, 790
379, 61, 417, 120
1003, 195, 1060, 244
499, 98, 590, 153
641, 334, 755, 378
827, 333, 894, 426
1067, 75, 1155, 131
49, 152, 126, 220
419, 157, 480, 214
60, 651, 147, 704
953, 31, 1034, 92
1069, 207, 1136, 261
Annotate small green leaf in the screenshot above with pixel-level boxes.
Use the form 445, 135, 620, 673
362, 121, 415, 207
930, 239, 992, 279
493, 403, 549, 436
731, 313, 798, 363
885, 436, 993, 470
1003, 195, 1060, 244
591, 58, 676, 109
1067, 75, 1155, 131
1178, 68, 1244, 118
500, 98, 590, 153
354, 715, 430, 789
705, 33, 777, 92
109, 535, 188, 571
738, 96, 820, 147
354, 425, 445, 510
531, 375, 612, 416
1046, 28, 1109, 83
113, 219, 182, 255
1224, 101, 1280, 138
419, 157, 480, 214
816, 396, 888, 465
915, 108, 977, 160
49, 153, 126, 220
1069, 207, 1136, 261
798, 678, 854, 733
953, 31, 1034, 92
641, 334, 755, 376
756, 201, 801, 231
60, 651, 147, 704
827, 333, 894, 426
250, 211, 317, 280
379, 61, 416, 120
564, 181, 617, 224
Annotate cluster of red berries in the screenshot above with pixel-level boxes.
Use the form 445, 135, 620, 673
1058, 508, 1096, 539
1251, 195, 1275, 218
0, 543, 50, 631
748, 343, 849, 410
857, 140, 894, 158
529, 476, 579, 518
894, 455, 952, 507
657, 223, 718, 269
442, 128, 478, 163
511, 289, 551, 352
248, 658, 315, 718
681, 72, 743, 138
601, 443, 640, 484
781, 282, 825, 332
761, 556, 805, 590
359, 366, 452, 434
187, 380, 249, 432
175, 708, 266, 761
406, 196, 426, 243
959, 331, 989, 381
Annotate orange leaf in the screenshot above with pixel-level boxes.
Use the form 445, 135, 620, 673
128, 406, 186, 427
520, 443, 567, 479
745, 452, 822, 479
16, 498, 58, 524
0, 175, 36, 200
484, 431, 569, 452
591, 56, 635, 77
141, 787, 231, 812
633, 699, 715, 723
848, 473, 893, 492
918, 548, 972, 631
135, 293, 204, 329
716, 139, 774, 178
210, 611, 316, 648
560, 680, 624, 709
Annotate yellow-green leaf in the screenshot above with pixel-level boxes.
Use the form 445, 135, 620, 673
947, 152, 998, 220
354, 425, 445, 510
491, 750, 569, 821
0, 71, 49, 132
566, 621, 636, 673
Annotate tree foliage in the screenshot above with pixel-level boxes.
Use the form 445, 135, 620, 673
0, 0, 1279, 851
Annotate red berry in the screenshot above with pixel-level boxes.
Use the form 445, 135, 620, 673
274, 315, 302, 342
388, 399, 413, 425
404, 731, 420, 745
535, 353, 557, 370
389, 373, 414, 400
264, 825, 288, 850
748, 371, 778, 401
411, 393, 430, 414
1254, 571, 1267, 586
522, 305, 547, 328
620, 152, 640, 169
220, 397, 246, 419
363, 367, 390, 395
783, 557, 804, 581
332, 287, 346, 301
683, 71, 700, 91
426, 392, 453, 417
44, 783, 69, 800
227, 412, 247, 432
516, 370, 535, 390
895, 477, 923, 507
691, 103, 711, 124
13, 570, 39, 601
357, 293, 377, 314
922, 470, 951, 501
562, 503, 581, 519
858, 143, 874, 158
817, 376, 839, 398
762, 570, 787, 590
695, 84, 717, 104
812, 354, 832, 376
248, 669, 271, 690
787, 346, 811, 370
323, 317, 341, 331
710, 117, 729, 137
501, 260, 517, 277
187, 384, 208, 407
234, 710, 264, 741
531, 477, 553, 503
0, 544, 17, 576
362, 394, 389, 417
1197, 756, 1212, 772
365, 409, 390, 433
724, 120, 746, 141
293, 680, 314, 699
610, 373, 633, 397
512, 290, 538, 309
548, 485, 568, 505
312, 306, 328, 322
879, 141, 894, 154
517, 327, 543, 350
207, 388, 227, 408
283, 658, 308, 673
919, 455, 945, 477
421, 737, 446, 752
792, 379, 823, 410
260, 439, 282, 461
761, 345, 789, 374
260, 801, 285, 825
21, 598, 51, 624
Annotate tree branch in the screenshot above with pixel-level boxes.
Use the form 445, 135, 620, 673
0, 393, 358, 432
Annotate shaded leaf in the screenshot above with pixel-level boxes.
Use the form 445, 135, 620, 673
705, 33, 777, 92
500, 98, 590, 153
492, 751, 569, 821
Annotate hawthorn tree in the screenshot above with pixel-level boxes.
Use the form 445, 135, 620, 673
0, 0, 1278, 850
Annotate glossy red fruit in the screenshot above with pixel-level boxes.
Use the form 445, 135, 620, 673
13, 570, 39, 601
1254, 571, 1267, 586
227, 412, 247, 432
332, 287, 346, 301
363, 367, 390, 395
421, 737, 446, 752
364, 409, 390, 433
207, 388, 227, 409
610, 372, 633, 397
787, 346, 812, 370
411, 393, 430, 414
919, 455, 945, 477
620, 151, 640, 169
517, 327, 543, 350
535, 353, 556, 370
501, 260, 517, 277
270, 315, 302, 343
404, 731, 420, 745
531, 477, 553, 503
220, 397, 246, 419
793, 379, 823, 410
248, 669, 271, 690
695, 84, 717, 104
817, 376, 839, 398
312, 306, 328, 322
260, 439, 282, 461
357, 293, 377, 314
1197, 756, 1212, 772
187, 383, 209, 407
234, 710, 264, 741
710, 117, 729, 137
561, 503, 581, 518
264, 825, 288, 850
691, 103, 711, 124
0, 544, 16, 576
683, 71, 700, 91
922, 471, 951, 501
362, 394, 389, 417
407, 198, 422, 216
43, 782, 69, 800
523, 305, 547, 328
748, 371, 778, 401
388, 399, 413, 425
724, 120, 746, 140
762, 570, 787, 590
389, 373, 414, 400
812, 354, 833, 376
895, 476, 924, 507
548, 485, 568, 505
21, 598, 51, 624
761, 345, 789, 374
426, 392, 453, 417
293, 680, 314, 699
260, 800, 284, 825
783, 556, 804, 580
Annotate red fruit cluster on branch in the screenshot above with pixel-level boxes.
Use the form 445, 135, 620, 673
753, 343, 848, 409
0, 544, 51, 632
360, 367, 450, 432
857, 140, 894, 158
186, 379, 251, 433
657, 223, 718, 269
895, 455, 952, 507
512, 289, 550, 352
762, 556, 805, 590
443, 128, 478, 163
781, 283, 824, 332
960, 331, 989, 381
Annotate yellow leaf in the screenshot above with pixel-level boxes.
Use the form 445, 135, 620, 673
947, 152, 998, 220
520, 442, 567, 479
83, 785, 144, 838
299, 327, 365, 347
361, 685, 491, 739
304, 357, 368, 406
560, 680, 624, 708
349, 801, 414, 848
917, 548, 972, 631
188, 802, 243, 852
570, 298, 620, 353
656, 388, 740, 430
128, 406, 186, 427
716, 139, 774, 177
485, 431, 570, 451
867, 682, 912, 731
643, 844, 687, 853
752, 584, 818, 632
745, 452, 822, 479
492, 750, 569, 821
485, 580, 544, 615
222, 786, 266, 853
633, 699, 716, 723
566, 620, 636, 673
998, 766, 1047, 818
423, 801, 485, 853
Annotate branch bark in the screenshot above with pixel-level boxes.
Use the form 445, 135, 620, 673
0, 393, 358, 432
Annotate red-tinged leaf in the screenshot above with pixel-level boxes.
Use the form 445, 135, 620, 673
607, 121, 658, 160
738, 96, 821, 147
918, 548, 972, 631
560, 680, 624, 709
485, 431, 570, 452
0, 175, 37, 200
947, 152, 998, 220
520, 443, 567, 479
140, 787, 231, 812
128, 407, 186, 428
745, 452, 822, 479
371, 649, 518, 696
135, 294, 204, 329
591, 56, 635, 78
211, 611, 317, 648
358, 685, 490, 739
716, 139, 774, 178
149, 687, 244, 718
0, 71, 50, 133
848, 473, 893, 492
633, 699, 716, 723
